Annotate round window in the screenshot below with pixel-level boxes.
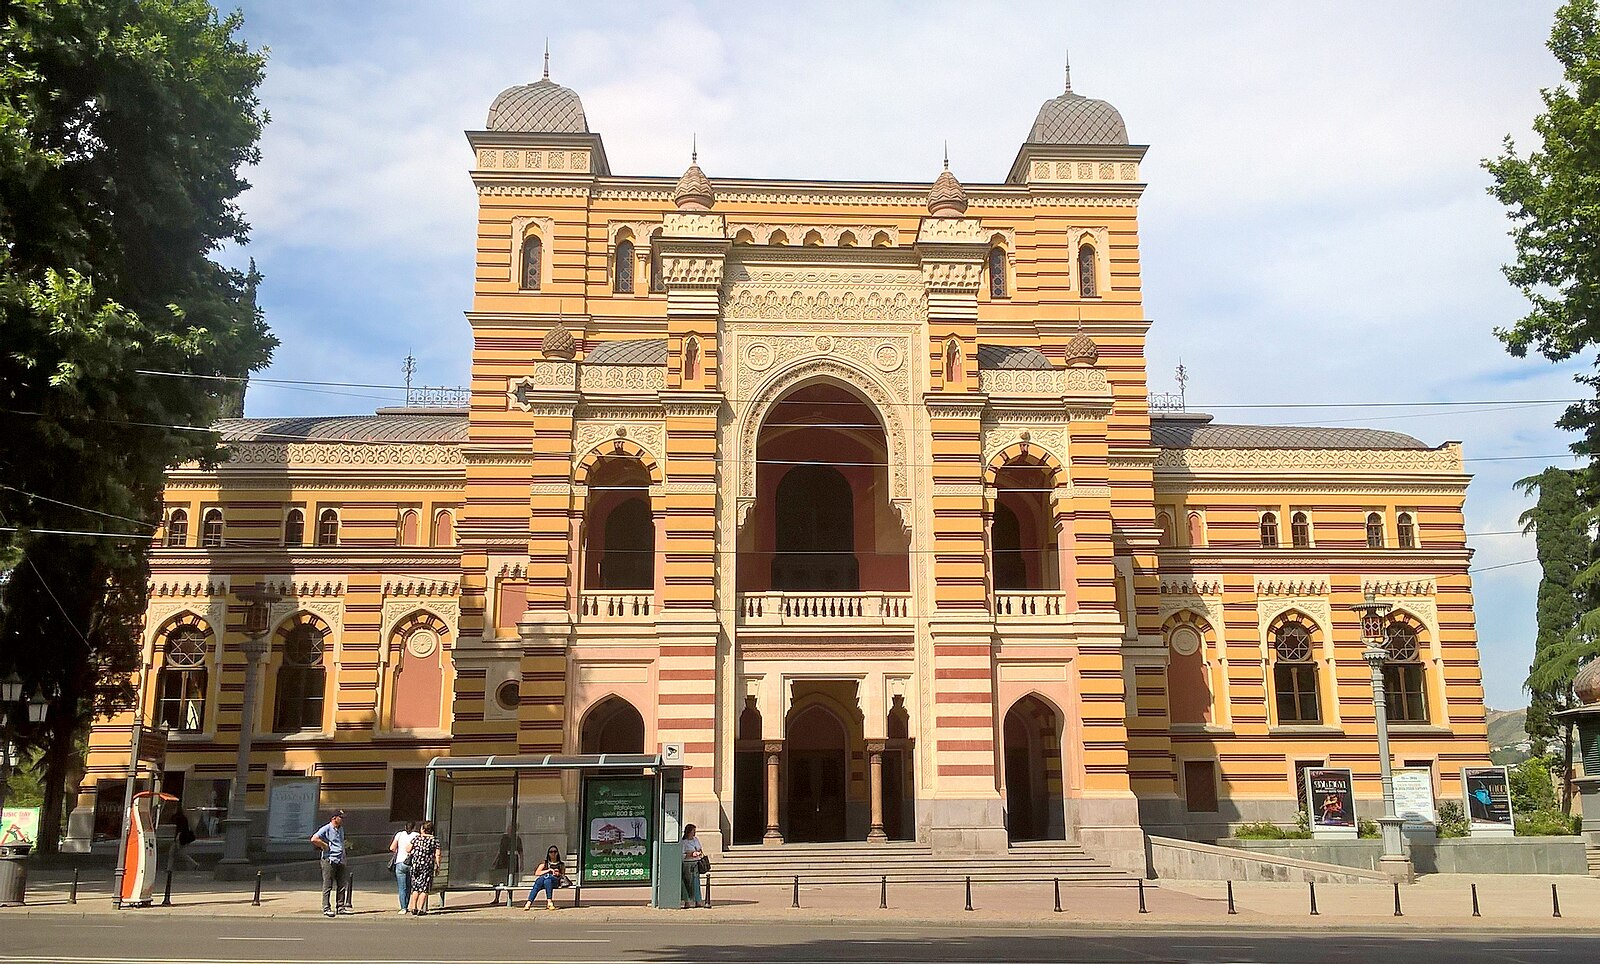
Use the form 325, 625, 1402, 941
495, 679, 521, 711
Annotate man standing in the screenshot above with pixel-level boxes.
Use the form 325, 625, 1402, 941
311, 810, 352, 917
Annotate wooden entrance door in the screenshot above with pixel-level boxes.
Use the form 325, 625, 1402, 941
787, 749, 846, 842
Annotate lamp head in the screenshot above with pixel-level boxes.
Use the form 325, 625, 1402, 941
0, 671, 21, 704
26, 688, 48, 724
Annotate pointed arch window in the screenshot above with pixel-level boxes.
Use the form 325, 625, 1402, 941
988, 246, 1009, 298
1272, 619, 1321, 723
520, 234, 542, 290
156, 627, 209, 732
1157, 511, 1175, 547
399, 509, 420, 547
283, 509, 305, 547
1078, 243, 1098, 298
614, 239, 635, 293
432, 510, 454, 547
1396, 512, 1417, 549
1383, 622, 1429, 723
1187, 512, 1205, 547
273, 624, 327, 733
200, 508, 224, 548
683, 335, 701, 383
164, 509, 189, 549
316, 509, 340, 547
944, 339, 962, 387
1366, 512, 1385, 549
1259, 512, 1279, 549
1290, 511, 1311, 548
649, 229, 665, 292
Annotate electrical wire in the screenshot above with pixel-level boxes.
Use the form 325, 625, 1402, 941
0, 485, 159, 530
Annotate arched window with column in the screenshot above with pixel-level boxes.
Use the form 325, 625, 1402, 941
579, 696, 645, 754
1366, 512, 1385, 549
1164, 612, 1214, 726
988, 245, 1009, 298
683, 334, 701, 383
648, 228, 665, 291
991, 455, 1059, 591
273, 622, 327, 733
389, 613, 449, 731
943, 338, 962, 387
1397, 511, 1417, 549
164, 508, 189, 548
316, 508, 339, 547
1186, 511, 1205, 547
283, 508, 304, 547
399, 509, 420, 547
1078, 243, 1098, 298
520, 232, 542, 290
156, 624, 211, 732
200, 508, 224, 548
1383, 616, 1429, 723
614, 237, 635, 293
1270, 615, 1322, 724
1259, 511, 1279, 548
1290, 511, 1311, 548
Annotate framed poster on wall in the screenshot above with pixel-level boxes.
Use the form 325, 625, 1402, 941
580, 775, 653, 887
1303, 767, 1357, 838
1391, 767, 1437, 831
267, 776, 321, 842
1461, 766, 1514, 836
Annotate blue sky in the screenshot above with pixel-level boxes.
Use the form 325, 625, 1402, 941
225, 1, 1579, 709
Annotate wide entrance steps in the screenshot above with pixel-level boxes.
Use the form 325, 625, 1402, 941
711, 839, 1140, 887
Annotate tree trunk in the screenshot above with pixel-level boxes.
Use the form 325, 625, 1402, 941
35, 704, 80, 854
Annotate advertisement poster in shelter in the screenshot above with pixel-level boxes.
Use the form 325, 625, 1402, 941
1462, 766, 1514, 830
581, 776, 653, 886
1304, 767, 1356, 835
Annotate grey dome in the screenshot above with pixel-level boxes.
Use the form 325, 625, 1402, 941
486, 78, 588, 134
1027, 67, 1127, 145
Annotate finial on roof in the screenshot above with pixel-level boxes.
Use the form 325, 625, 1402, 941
673, 148, 715, 211
692, 133, 698, 166
1064, 52, 1072, 93
943, 140, 949, 171
927, 159, 967, 217
543, 40, 550, 80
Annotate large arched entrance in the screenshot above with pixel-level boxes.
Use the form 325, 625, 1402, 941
1002, 694, 1065, 841
579, 696, 645, 754
785, 704, 848, 842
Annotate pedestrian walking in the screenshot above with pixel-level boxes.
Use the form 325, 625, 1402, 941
389, 821, 419, 913
407, 820, 442, 916
170, 809, 199, 870
311, 809, 353, 918
680, 823, 705, 909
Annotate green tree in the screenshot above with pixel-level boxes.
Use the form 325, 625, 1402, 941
1515, 469, 1592, 770
0, 0, 274, 851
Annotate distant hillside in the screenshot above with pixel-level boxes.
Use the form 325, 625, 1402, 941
1486, 706, 1530, 765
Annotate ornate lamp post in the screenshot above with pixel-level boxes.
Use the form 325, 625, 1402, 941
218, 583, 281, 869
1350, 592, 1413, 882
0, 673, 49, 818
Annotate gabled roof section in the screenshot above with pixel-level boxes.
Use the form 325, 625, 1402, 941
1151, 414, 1429, 451
216, 414, 468, 445
586, 337, 667, 366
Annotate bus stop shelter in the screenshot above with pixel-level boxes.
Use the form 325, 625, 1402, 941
425, 753, 687, 908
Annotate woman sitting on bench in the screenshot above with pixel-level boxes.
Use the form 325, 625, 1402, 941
523, 845, 568, 910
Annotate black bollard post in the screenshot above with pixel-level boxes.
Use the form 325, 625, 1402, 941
704, 872, 712, 909
1053, 877, 1062, 913
251, 871, 262, 907
573, 884, 581, 909
1308, 881, 1318, 916
880, 875, 887, 910
1226, 880, 1237, 915
964, 875, 973, 912
1137, 878, 1148, 914
1392, 881, 1402, 917
1470, 883, 1480, 918
1552, 883, 1561, 919
161, 861, 174, 907
792, 875, 800, 909
69, 868, 79, 905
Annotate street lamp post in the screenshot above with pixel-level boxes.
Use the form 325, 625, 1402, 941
0, 673, 50, 820
1350, 592, 1414, 882
218, 584, 281, 870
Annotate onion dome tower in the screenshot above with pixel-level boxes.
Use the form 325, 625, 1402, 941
1006, 55, 1142, 186
673, 143, 715, 211
927, 146, 968, 217
471, 45, 610, 176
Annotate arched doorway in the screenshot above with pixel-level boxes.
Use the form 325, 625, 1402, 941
786, 704, 848, 842
733, 699, 765, 844
1002, 695, 1064, 842
579, 696, 645, 754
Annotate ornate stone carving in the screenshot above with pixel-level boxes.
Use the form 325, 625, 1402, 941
730, 223, 898, 246
917, 218, 986, 243
663, 212, 724, 237
660, 254, 725, 287
476, 149, 590, 173
1159, 577, 1223, 596
527, 361, 577, 390
722, 264, 926, 322
978, 369, 1061, 396
920, 261, 984, 291
218, 443, 462, 468
1256, 576, 1330, 596
1155, 447, 1464, 473
1361, 577, 1437, 596
578, 365, 666, 393
572, 420, 665, 467
982, 423, 1067, 469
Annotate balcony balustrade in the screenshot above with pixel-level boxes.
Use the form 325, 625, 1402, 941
578, 591, 654, 621
992, 590, 1068, 618
737, 591, 913, 627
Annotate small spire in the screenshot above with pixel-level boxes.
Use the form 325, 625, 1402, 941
691, 133, 698, 166
1064, 52, 1072, 92
943, 140, 949, 170
542, 39, 550, 80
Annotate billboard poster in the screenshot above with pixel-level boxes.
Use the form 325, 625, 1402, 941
1304, 767, 1356, 834
1391, 768, 1437, 828
266, 776, 320, 842
580, 776, 653, 887
1462, 766, 1514, 830
1, 807, 41, 846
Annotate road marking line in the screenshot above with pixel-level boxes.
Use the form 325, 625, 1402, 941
218, 937, 305, 942
527, 939, 610, 943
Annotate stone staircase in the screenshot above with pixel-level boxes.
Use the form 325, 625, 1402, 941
709, 839, 1141, 887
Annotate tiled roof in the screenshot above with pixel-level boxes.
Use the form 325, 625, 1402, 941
485, 79, 588, 134
977, 344, 1053, 370
586, 337, 667, 366
1028, 92, 1128, 145
1151, 415, 1429, 450
216, 414, 468, 444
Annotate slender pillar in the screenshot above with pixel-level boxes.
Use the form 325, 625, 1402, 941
219, 634, 268, 866
867, 740, 888, 843
763, 740, 784, 845
1365, 643, 1413, 882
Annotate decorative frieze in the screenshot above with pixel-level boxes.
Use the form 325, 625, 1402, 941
1028, 159, 1141, 183
214, 443, 463, 468
1155, 446, 1465, 473
476, 148, 591, 173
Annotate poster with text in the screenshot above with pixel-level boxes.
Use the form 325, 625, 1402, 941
1391, 768, 1437, 828
1304, 768, 1356, 831
1462, 766, 1513, 829
1, 807, 40, 846
580, 776, 653, 886
266, 776, 320, 842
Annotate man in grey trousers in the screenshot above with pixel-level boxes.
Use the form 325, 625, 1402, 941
311, 809, 352, 917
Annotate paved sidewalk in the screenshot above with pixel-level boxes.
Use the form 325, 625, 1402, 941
4, 869, 1597, 932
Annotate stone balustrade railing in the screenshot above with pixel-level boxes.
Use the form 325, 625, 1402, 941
737, 591, 913, 626
578, 591, 654, 620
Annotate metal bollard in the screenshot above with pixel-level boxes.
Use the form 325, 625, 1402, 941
964, 875, 973, 912
161, 862, 173, 907
1392, 881, 1402, 917
704, 872, 712, 909
69, 868, 79, 905
573, 884, 581, 909
1137, 878, 1148, 914
1226, 880, 1237, 915
1470, 883, 1480, 918
1053, 877, 1061, 914
792, 875, 800, 909
1552, 883, 1561, 919
251, 870, 262, 907
1308, 881, 1318, 916
880, 875, 887, 910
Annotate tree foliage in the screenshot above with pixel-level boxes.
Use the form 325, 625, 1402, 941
0, 0, 274, 849
1515, 468, 1593, 754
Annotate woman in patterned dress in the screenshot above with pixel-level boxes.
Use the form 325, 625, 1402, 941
407, 821, 442, 915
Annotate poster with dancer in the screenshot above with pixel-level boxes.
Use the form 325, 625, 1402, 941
1304, 767, 1356, 837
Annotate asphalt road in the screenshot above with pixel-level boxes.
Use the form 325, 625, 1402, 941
2, 915, 1598, 963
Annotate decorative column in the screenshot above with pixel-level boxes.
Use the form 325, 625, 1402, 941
763, 741, 784, 845
867, 740, 888, 843
1352, 593, 1413, 882
219, 583, 281, 871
